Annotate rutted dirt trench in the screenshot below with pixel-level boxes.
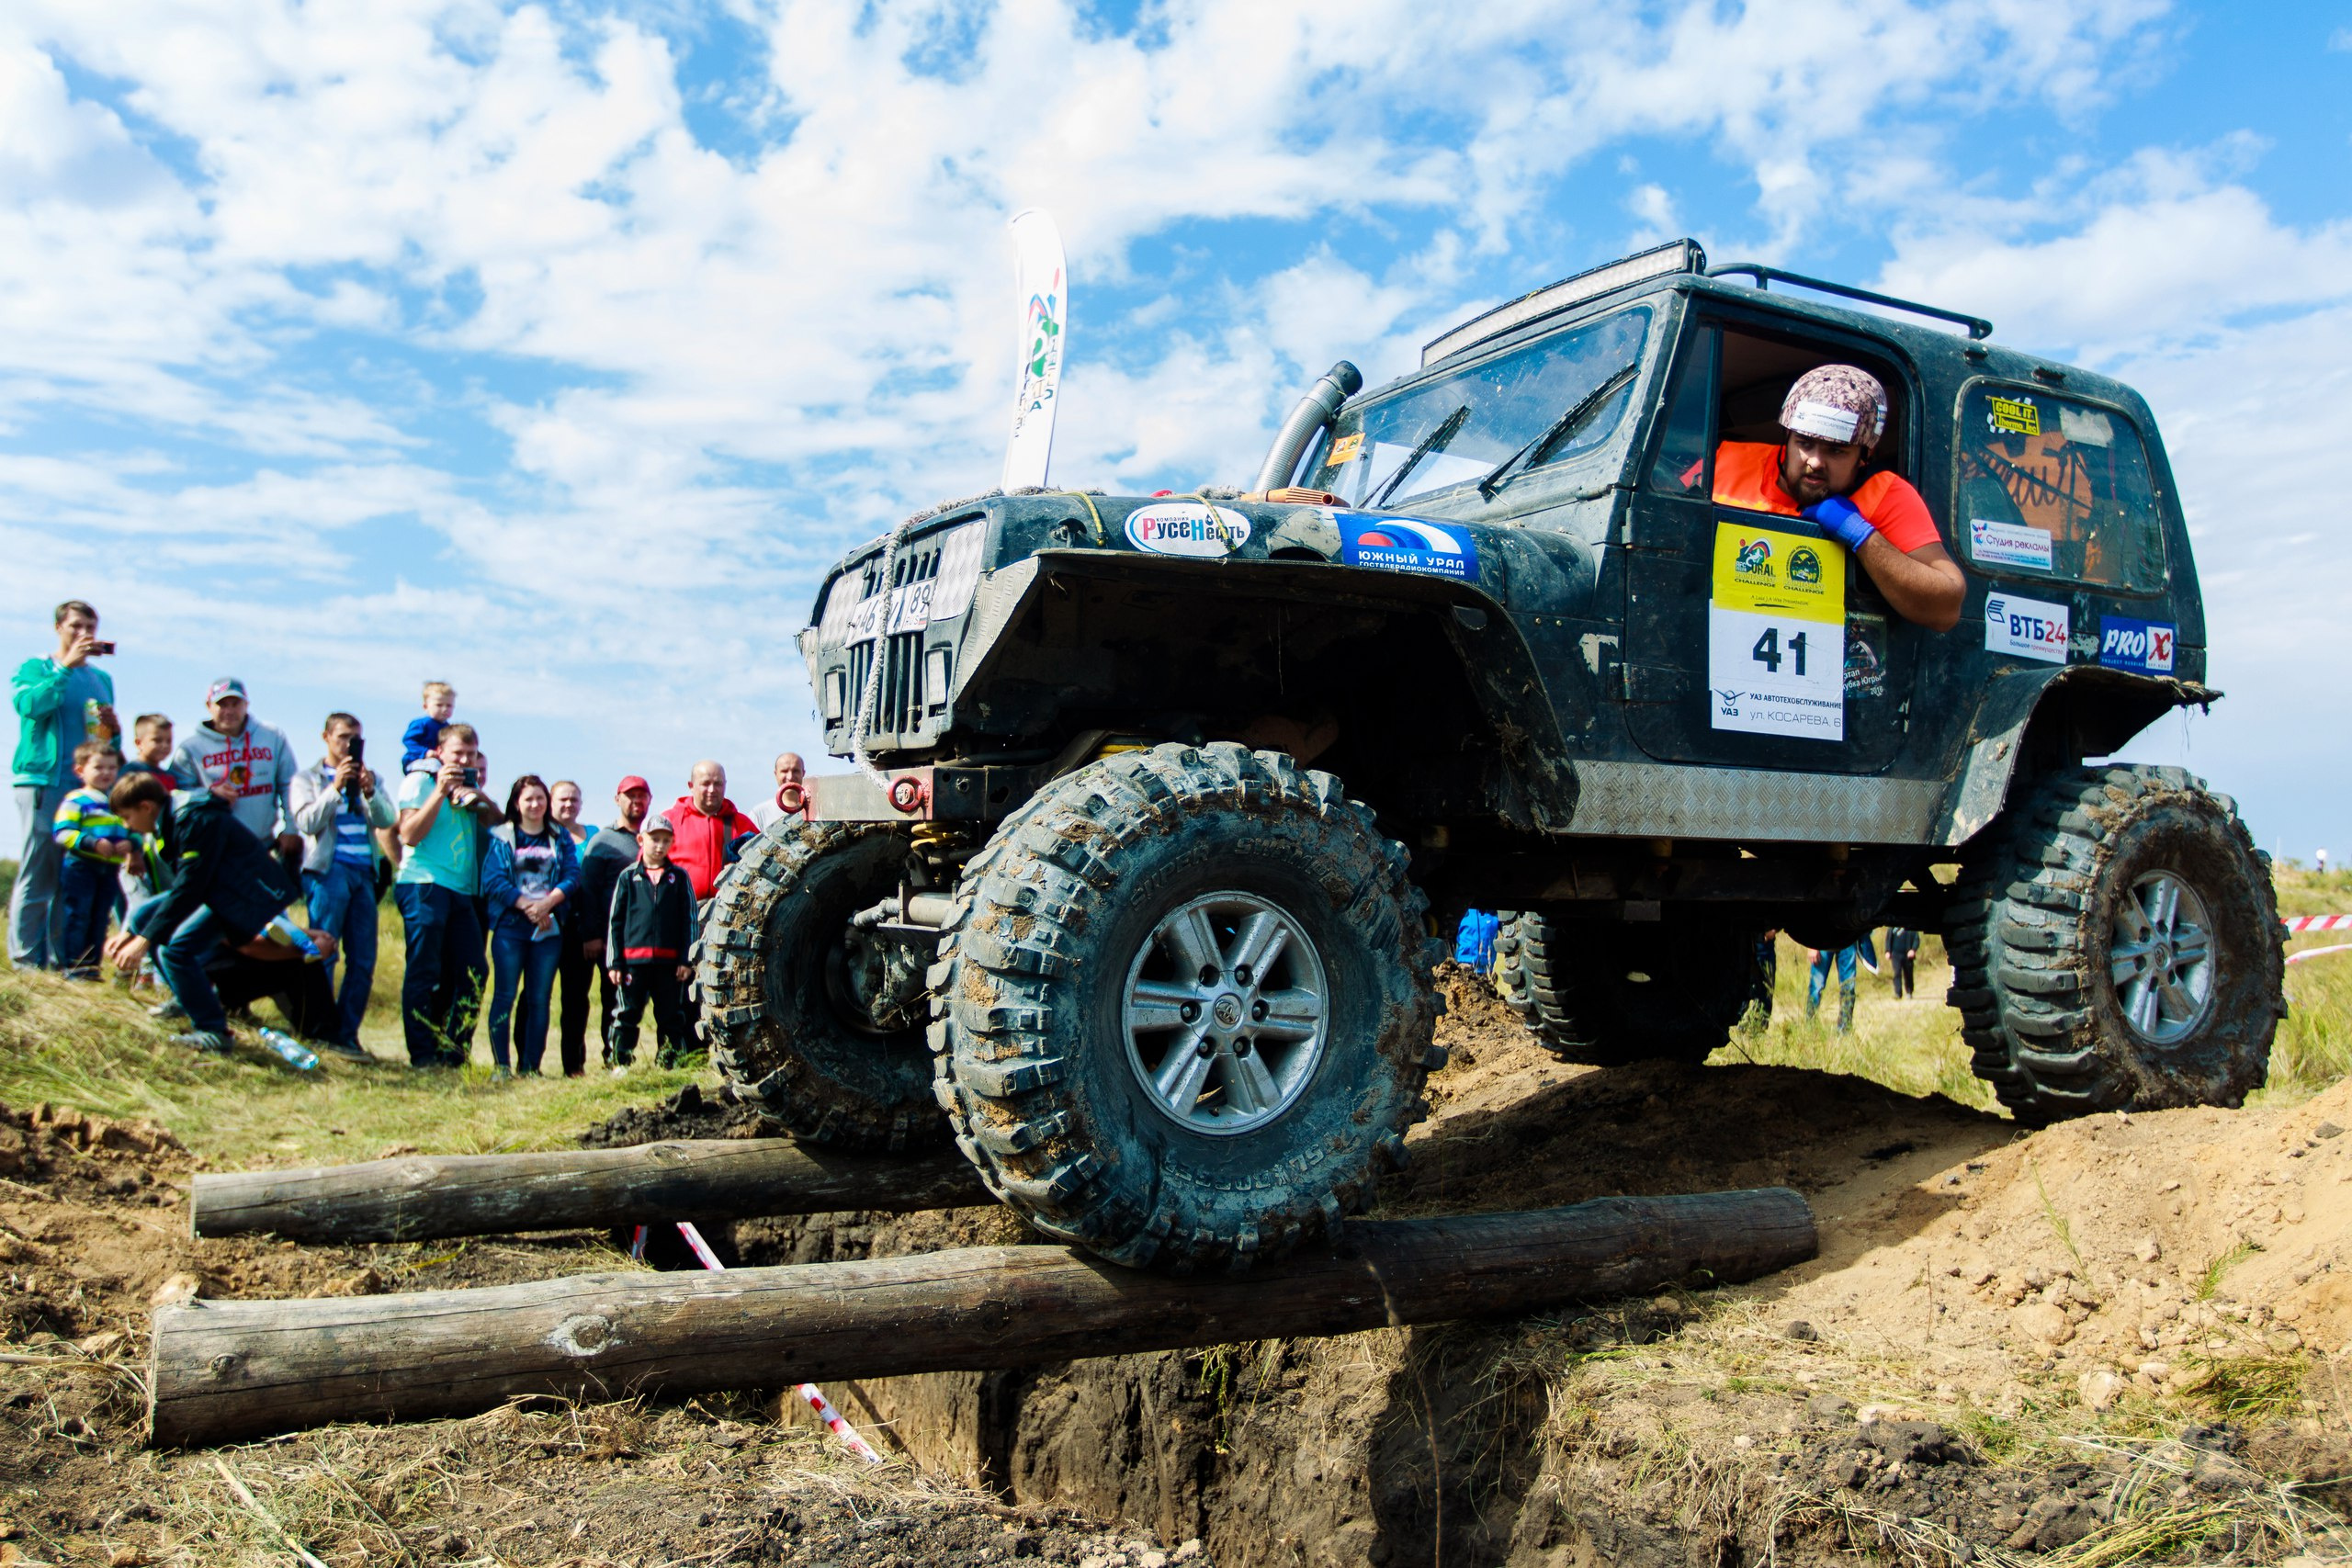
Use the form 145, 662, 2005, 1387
716, 970, 2352, 1565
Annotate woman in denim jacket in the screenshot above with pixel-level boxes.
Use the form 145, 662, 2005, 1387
482, 774, 582, 1078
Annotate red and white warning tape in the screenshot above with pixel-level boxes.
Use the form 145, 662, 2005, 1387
2288, 942, 2352, 967
2283, 915, 2352, 933
668, 1222, 886, 1466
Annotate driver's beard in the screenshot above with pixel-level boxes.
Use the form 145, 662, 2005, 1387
1779, 443, 1836, 505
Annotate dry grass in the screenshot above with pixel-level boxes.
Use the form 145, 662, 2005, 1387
0, 898, 695, 1169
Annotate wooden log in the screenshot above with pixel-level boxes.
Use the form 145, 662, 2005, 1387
150, 1187, 1814, 1448
189, 1140, 992, 1244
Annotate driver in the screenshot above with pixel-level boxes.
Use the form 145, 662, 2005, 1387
1711, 365, 1965, 631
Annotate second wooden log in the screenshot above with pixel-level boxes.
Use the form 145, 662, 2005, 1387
152, 1186, 1815, 1447
189, 1138, 993, 1243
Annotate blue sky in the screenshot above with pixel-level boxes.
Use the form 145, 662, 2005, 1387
2, 0, 2347, 855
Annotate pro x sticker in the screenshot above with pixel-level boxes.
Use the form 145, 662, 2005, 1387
1125, 502, 1251, 558
1984, 593, 2069, 664
2099, 615, 2177, 674
1336, 513, 1478, 581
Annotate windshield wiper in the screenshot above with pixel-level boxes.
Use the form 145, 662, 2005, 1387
1475, 361, 1640, 500
1367, 403, 1471, 510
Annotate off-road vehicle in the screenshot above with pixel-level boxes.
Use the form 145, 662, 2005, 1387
698, 238, 2285, 1270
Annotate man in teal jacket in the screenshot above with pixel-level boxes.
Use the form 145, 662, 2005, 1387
10, 601, 117, 969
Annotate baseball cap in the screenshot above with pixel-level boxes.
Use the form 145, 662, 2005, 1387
616, 774, 650, 795
207, 677, 248, 704
641, 812, 675, 836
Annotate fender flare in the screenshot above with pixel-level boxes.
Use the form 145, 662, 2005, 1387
1934, 666, 2218, 846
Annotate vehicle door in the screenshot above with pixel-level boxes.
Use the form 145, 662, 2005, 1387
1618, 313, 1924, 774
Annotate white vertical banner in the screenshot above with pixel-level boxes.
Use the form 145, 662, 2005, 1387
1001, 208, 1067, 492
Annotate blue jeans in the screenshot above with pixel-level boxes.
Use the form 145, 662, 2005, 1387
8, 784, 64, 968
54, 854, 118, 973
304, 861, 378, 1048
394, 882, 484, 1066
1807, 945, 1859, 1033
488, 920, 562, 1073
130, 897, 231, 1037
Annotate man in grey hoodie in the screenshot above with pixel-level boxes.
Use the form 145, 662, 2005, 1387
167, 678, 300, 866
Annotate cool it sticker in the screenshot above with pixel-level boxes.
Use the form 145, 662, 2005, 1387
1968, 518, 2053, 572
2099, 615, 2177, 674
1707, 521, 1847, 740
1984, 593, 2070, 664
1336, 513, 1479, 581
1125, 502, 1252, 558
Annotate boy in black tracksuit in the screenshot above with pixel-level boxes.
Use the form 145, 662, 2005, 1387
604, 815, 695, 1070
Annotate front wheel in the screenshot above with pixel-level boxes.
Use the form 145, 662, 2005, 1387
1948, 765, 2284, 1123
932, 743, 1442, 1271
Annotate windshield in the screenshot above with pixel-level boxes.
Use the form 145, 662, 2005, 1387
1304, 306, 1653, 510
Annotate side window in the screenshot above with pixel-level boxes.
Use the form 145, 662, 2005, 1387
1642, 323, 1715, 496
1956, 386, 2165, 592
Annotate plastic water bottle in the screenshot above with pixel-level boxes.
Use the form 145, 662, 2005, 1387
255, 1027, 319, 1071
263, 914, 323, 962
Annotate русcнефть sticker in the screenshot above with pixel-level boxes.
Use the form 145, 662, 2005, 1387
1707, 520, 1846, 740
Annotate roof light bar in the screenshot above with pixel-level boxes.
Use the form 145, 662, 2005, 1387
1420, 238, 1705, 368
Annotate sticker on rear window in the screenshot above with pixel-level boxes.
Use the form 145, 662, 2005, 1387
1969, 518, 2053, 572
1984, 593, 2069, 664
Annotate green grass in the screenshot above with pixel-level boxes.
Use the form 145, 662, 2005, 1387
0, 897, 695, 1168
1708, 931, 1999, 1111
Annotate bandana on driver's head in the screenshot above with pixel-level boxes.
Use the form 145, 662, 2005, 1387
1781, 365, 1888, 450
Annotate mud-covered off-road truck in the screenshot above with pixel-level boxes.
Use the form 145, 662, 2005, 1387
698, 238, 2285, 1270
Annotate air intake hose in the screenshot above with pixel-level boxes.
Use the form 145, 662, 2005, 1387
1252, 360, 1363, 493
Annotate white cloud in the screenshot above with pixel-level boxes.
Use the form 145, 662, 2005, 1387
0, 0, 2232, 799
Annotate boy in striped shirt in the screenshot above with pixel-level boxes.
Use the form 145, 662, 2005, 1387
51, 740, 130, 976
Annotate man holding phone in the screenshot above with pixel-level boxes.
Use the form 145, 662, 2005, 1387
393, 722, 504, 1067
289, 713, 393, 1058
10, 600, 118, 969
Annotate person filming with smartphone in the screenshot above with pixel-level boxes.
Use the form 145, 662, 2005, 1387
288, 713, 392, 1059
10, 600, 118, 970
392, 723, 504, 1069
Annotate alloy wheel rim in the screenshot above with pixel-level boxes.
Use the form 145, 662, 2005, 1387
2107, 869, 2216, 1046
1122, 891, 1329, 1136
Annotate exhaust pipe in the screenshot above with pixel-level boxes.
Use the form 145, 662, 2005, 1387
1252, 360, 1363, 493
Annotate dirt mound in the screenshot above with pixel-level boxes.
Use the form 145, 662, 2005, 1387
578, 1080, 775, 1146
776, 969, 2349, 1565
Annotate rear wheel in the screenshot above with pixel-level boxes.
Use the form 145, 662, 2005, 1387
698, 822, 944, 1152
1948, 765, 2283, 1123
933, 743, 1442, 1270
1494, 914, 1753, 1066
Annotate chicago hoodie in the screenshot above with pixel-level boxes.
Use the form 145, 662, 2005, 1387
168, 718, 300, 843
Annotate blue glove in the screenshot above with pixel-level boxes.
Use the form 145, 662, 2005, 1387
1803, 495, 1875, 552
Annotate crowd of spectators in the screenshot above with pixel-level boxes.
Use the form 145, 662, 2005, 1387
8, 599, 810, 1078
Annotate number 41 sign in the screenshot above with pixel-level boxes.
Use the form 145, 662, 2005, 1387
1706, 521, 1847, 740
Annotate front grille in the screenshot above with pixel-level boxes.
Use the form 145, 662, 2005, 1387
843, 630, 927, 740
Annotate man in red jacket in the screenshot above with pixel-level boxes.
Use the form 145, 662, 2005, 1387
664, 760, 758, 899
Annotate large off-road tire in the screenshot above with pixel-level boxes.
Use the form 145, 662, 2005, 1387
931, 742, 1443, 1271
698, 821, 945, 1152
1947, 765, 2285, 1124
1493, 913, 1752, 1066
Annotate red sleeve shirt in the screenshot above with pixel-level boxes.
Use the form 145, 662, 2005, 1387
1706, 442, 1942, 554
